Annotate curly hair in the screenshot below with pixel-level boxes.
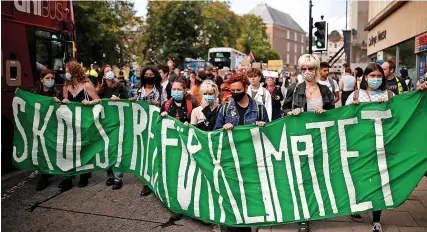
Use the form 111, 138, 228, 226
247, 68, 262, 78
226, 73, 250, 88
65, 61, 89, 87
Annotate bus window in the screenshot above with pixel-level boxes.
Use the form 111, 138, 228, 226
34, 33, 65, 84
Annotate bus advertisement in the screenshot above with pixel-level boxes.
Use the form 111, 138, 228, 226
1, 0, 76, 172
208, 47, 247, 70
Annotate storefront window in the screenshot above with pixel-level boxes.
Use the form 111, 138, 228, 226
383, 46, 396, 63
398, 39, 416, 84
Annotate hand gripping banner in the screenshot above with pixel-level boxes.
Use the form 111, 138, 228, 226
12, 89, 427, 226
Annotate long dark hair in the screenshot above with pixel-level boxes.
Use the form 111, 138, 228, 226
359, 63, 386, 91
141, 65, 162, 88
34, 69, 55, 94
354, 67, 363, 78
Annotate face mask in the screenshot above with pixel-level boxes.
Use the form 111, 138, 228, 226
65, 73, 72, 80
144, 76, 155, 85
368, 78, 383, 89
105, 71, 115, 80
203, 95, 215, 104
302, 71, 316, 82
171, 90, 183, 101
231, 91, 246, 102
44, 81, 54, 88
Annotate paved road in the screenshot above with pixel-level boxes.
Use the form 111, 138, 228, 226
1, 171, 215, 232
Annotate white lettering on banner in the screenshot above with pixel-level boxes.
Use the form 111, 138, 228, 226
31, 103, 54, 170
143, 105, 160, 180
161, 119, 179, 208
193, 171, 215, 220
108, 102, 129, 168
249, 128, 275, 223
306, 121, 338, 214
12, 97, 28, 163
75, 107, 94, 171
262, 125, 297, 222
56, 105, 74, 171
262, 124, 299, 220
338, 118, 373, 212
361, 110, 394, 206
130, 103, 147, 170
291, 135, 325, 218
208, 132, 243, 224
177, 128, 201, 210
92, 105, 109, 169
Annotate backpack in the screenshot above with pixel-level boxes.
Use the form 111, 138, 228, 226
164, 97, 193, 119
328, 77, 336, 95
222, 101, 264, 123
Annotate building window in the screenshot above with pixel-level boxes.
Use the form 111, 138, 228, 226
287, 31, 290, 39
287, 42, 290, 52
286, 54, 289, 64
294, 44, 297, 52
294, 55, 297, 64
294, 33, 297, 41
398, 39, 416, 82
301, 35, 304, 43
334, 44, 337, 48
301, 45, 304, 54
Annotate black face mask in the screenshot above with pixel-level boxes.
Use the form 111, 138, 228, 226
144, 76, 154, 85
231, 91, 246, 102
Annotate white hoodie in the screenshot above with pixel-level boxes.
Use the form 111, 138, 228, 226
247, 85, 272, 121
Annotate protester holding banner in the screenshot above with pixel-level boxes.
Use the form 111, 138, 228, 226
129, 66, 165, 106
97, 70, 129, 190
282, 54, 335, 119
265, 76, 284, 121
246, 69, 272, 121
60, 61, 101, 191
344, 62, 394, 232
161, 78, 197, 123
32, 69, 61, 191
190, 80, 221, 131
215, 73, 269, 130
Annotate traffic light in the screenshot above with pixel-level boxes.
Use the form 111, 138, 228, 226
314, 21, 328, 51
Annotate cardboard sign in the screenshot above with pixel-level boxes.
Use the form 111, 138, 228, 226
241, 60, 249, 68
262, 70, 279, 78
268, 60, 283, 71
252, 62, 262, 69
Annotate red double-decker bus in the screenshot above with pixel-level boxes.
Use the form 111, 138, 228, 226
1, 0, 76, 173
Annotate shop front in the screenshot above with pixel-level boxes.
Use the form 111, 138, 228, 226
365, 1, 427, 84
415, 33, 427, 82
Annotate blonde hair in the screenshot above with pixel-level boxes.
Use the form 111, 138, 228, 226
298, 54, 320, 77
200, 80, 219, 96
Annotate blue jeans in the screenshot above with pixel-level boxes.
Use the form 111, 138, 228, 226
107, 169, 123, 183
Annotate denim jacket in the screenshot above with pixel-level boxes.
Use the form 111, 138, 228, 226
214, 95, 269, 130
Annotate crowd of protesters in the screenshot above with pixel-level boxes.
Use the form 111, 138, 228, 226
25, 55, 427, 232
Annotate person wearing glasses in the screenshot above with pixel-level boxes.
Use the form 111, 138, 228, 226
282, 54, 335, 118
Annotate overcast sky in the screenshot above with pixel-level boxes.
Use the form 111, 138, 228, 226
133, 0, 350, 34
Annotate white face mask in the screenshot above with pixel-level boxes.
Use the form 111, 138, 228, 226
303, 71, 316, 82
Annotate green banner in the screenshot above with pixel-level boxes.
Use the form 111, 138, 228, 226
12, 89, 427, 226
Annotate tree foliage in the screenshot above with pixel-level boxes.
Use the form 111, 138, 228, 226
142, 1, 280, 66
74, 1, 143, 68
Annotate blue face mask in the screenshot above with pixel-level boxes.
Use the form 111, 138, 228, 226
65, 73, 72, 80
203, 95, 215, 104
171, 90, 183, 101
368, 78, 382, 89
105, 71, 115, 80
44, 81, 54, 88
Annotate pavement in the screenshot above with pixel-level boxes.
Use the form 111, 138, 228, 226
2, 171, 427, 232
259, 177, 427, 232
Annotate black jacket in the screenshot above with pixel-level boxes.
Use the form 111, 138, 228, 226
269, 87, 284, 121
99, 82, 129, 99
163, 81, 172, 100
195, 105, 220, 131
282, 82, 335, 114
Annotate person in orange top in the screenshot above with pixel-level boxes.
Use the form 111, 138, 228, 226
189, 71, 207, 106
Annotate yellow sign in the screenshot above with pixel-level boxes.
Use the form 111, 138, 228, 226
268, 60, 283, 71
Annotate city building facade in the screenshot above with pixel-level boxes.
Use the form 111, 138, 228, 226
249, 4, 308, 68
365, 1, 427, 83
